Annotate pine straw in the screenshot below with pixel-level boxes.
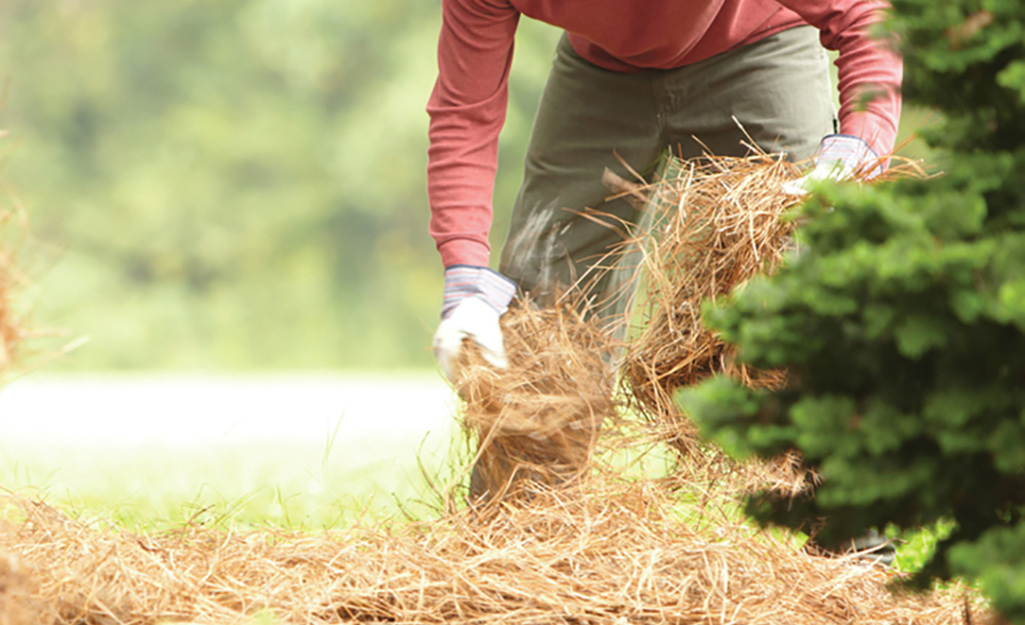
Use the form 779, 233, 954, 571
0, 188, 30, 378
0, 478, 984, 625
0, 124, 71, 378
454, 300, 618, 501
0, 125, 29, 374
0, 547, 46, 625
620, 154, 794, 435
618, 152, 925, 463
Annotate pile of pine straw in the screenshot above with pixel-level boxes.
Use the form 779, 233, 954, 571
0, 475, 982, 625
0, 184, 28, 375
0, 152, 980, 625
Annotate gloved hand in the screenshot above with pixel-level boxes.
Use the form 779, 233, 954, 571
432, 265, 517, 383
782, 134, 884, 196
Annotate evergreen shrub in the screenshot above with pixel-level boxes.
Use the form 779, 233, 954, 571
678, 0, 1025, 619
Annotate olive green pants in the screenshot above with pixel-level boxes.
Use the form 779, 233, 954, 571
498, 26, 835, 323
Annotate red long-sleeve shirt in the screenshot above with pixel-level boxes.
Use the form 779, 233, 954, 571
427, 0, 903, 268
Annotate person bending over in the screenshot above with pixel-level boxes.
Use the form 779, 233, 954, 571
427, 0, 901, 379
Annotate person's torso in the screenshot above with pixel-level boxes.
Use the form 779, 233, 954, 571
511, 0, 804, 70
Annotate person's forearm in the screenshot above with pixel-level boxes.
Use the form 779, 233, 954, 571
779, 0, 903, 155
427, 0, 520, 268
427, 90, 506, 268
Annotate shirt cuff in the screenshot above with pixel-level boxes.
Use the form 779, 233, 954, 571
441, 265, 518, 318
438, 239, 490, 268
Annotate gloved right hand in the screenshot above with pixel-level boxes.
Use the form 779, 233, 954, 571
782, 134, 884, 196
432, 265, 517, 383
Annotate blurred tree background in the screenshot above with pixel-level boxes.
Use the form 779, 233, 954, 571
0, 1, 929, 371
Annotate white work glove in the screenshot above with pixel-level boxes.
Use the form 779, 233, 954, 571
432, 265, 517, 383
782, 134, 884, 196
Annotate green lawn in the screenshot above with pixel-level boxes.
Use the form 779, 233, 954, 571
0, 435, 464, 532
1, 415, 952, 580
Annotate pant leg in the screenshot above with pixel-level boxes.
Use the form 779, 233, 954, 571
499, 27, 836, 326
498, 34, 663, 322
659, 25, 836, 161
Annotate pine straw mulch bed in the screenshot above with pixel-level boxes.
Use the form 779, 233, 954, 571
0, 152, 980, 625
0, 468, 983, 625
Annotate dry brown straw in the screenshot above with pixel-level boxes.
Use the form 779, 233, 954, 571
0, 189, 29, 376
0, 479, 984, 625
454, 299, 618, 502
616, 152, 924, 464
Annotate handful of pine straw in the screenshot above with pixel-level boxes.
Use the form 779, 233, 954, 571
622, 154, 795, 419
607, 153, 799, 466
618, 152, 923, 460
454, 300, 618, 501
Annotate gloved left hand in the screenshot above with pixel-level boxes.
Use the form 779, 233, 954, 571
782, 134, 884, 196
432, 265, 517, 383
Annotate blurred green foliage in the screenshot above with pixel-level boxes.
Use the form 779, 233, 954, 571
0, 2, 931, 370
0, 0, 558, 369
